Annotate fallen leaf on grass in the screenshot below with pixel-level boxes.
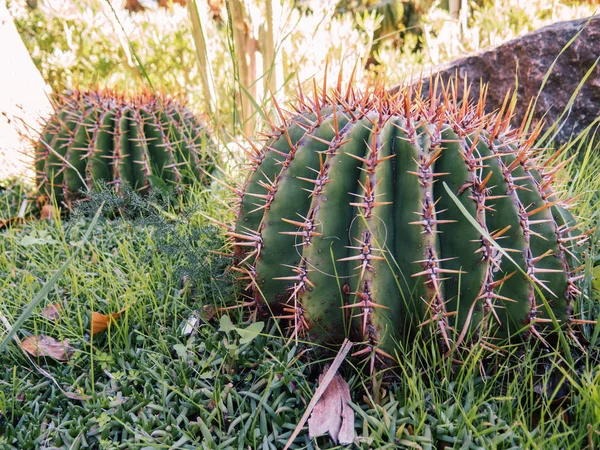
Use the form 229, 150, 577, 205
40, 303, 63, 321
20, 335, 74, 361
0, 216, 29, 231
91, 309, 126, 335
202, 305, 215, 321
40, 204, 58, 221
308, 367, 355, 445
284, 340, 353, 450
181, 312, 200, 336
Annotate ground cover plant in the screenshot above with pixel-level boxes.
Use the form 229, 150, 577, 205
2, 0, 600, 448
1, 138, 600, 448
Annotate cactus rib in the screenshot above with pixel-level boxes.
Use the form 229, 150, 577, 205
228, 79, 589, 364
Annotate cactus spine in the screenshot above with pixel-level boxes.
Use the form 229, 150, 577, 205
35, 90, 214, 207
229, 79, 589, 363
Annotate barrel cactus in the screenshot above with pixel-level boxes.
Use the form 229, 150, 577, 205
35, 90, 214, 207
229, 80, 589, 363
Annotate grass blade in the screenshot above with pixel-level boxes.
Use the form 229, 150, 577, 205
0, 202, 104, 352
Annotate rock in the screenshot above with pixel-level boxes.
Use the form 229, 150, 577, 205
393, 16, 600, 146
0, 0, 51, 182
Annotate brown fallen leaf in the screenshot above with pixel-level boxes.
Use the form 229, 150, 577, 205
0, 216, 30, 231
308, 367, 355, 445
202, 305, 215, 321
40, 203, 58, 221
91, 309, 126, 335
41, 303, 63, 321
284, 340, 353, 450
20, 335, 74, 361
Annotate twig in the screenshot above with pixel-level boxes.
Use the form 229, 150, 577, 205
283, 339, 353, 450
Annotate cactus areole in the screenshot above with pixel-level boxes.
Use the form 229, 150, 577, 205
35, 90, 214, 208
230, 80, 588, 363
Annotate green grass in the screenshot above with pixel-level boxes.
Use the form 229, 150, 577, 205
5, 2, 600, 447
1, 148, 600, 449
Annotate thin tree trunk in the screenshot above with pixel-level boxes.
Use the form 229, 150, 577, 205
449, 0, 460, 20
261, 0, 279, 95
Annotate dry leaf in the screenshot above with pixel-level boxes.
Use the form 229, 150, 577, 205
40, 204, 57, 221
0, 216, 27, 231
308, 368, 355, 445
181, 312, 200, 336
63, 390, 90, 401
91, 309, 126, 335
41, 303, 63, 321
284, 340, 353, 450
202, 304, 215, 321
20, 335, 74, 361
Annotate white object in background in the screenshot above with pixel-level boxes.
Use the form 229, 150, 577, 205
0, 0, 52, 182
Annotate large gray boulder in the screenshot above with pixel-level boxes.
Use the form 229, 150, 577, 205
393, 16, 600, 145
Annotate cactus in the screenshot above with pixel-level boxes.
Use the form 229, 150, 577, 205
228, 79, 589, 364
35, 90, 214, 208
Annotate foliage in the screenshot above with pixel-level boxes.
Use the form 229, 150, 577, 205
372, 0, 596, 83
8, 0, 379, 134
8, 0, 595, 134
0, 179, 599, 448
2, 0, 600, 448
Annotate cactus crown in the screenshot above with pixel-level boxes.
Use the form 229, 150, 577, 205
35, 89, 214, 208
229, 77, 589, 364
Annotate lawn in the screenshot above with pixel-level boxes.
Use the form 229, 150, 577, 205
1, 146, 600, 449
2, 0, 600, 448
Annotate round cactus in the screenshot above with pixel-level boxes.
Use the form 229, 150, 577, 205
229, 79, 589, 363
35, 89, 214, 207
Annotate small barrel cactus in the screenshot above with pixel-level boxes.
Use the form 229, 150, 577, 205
229, 80, 589, 363
35, 89, 214, 207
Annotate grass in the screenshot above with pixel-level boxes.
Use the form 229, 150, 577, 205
1, 146, 600, 449
3, 0, 600, 447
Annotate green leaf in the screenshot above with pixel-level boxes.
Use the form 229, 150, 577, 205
199, 370, 215, 379
148, 175, 169, 193
219, 315, 235, 333
20, 230, 59, 246
592, 265, 600, 292
237, 321, 264, 344
173, 344, 188, 359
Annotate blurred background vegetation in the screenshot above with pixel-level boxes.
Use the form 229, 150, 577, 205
7, 0, 596, 140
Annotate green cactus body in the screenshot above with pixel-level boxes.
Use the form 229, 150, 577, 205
231, 85, 587, 362
35, 90, 214, 207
